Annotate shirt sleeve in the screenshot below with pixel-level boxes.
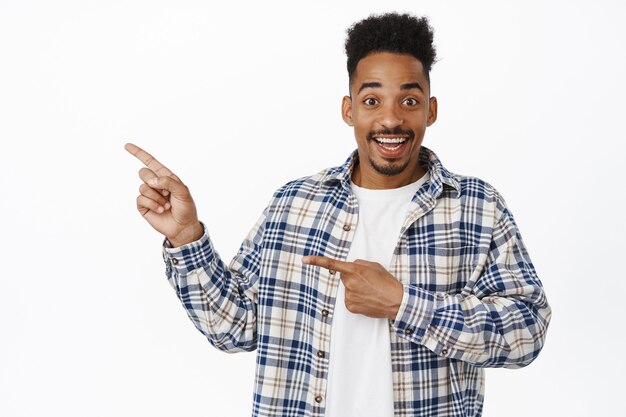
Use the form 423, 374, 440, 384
162, 209, 267, 353
391, 194, 551, 368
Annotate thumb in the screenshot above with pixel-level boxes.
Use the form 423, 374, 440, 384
148, 176, 190, 199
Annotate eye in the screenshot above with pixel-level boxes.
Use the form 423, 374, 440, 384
403, 97, 419, 106
363, 97, 378, 106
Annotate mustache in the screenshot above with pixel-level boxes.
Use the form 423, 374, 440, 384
367, 128, 415, 141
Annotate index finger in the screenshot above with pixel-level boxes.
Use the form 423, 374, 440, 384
124, 142, 174, 177
302, 256, 355, 273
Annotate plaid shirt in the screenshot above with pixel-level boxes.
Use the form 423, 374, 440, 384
163, 146, 551, 417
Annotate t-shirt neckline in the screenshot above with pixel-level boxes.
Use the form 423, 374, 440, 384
350, 172, 430, 201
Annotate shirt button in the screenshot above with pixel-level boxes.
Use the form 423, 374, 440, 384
329, 269, 336, 275
321, 309, 329, 317
315, 395, 323, 403
404, 328, 414, 335
441, 348, 448, 355
171, 258, 179, 265
343, 224, 351, 231
317, 350, 325, 358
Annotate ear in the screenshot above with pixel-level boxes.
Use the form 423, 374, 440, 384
341, 95, 354, 126
426, 96, 438, 126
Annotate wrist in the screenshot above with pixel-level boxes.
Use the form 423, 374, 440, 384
168, 222, 203, 247
387, 281, 404, 320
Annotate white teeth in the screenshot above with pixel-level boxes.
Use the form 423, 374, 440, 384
375, 137, 407, 144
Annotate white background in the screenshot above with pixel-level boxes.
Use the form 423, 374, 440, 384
1, 0, 625, 416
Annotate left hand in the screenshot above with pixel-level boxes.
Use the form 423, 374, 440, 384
302, 256, 404, 320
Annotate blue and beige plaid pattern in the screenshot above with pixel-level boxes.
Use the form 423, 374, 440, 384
163, 146, 551, 417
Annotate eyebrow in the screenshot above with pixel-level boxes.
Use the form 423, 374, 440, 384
357, 82, 382, 94
356, 81, 424, 95
400, 82, 424, 93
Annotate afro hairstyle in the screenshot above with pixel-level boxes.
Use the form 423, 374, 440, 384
345, 13, 437, 92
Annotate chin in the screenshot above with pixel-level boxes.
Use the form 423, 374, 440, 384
370, 157, 410, 176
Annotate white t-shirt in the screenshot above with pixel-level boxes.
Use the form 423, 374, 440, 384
324, 172, 430, 417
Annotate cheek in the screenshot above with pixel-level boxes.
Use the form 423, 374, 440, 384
352, 108, 375, 125
354, 118, 375, 135
355, 128, 373, 145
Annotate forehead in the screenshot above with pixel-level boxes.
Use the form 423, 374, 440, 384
352, 52, 428, 94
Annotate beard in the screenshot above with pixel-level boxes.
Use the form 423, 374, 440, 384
366, 127, 415, 176
368, 156, 411, 176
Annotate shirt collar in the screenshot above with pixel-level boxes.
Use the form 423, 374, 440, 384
320, 146, 461, 198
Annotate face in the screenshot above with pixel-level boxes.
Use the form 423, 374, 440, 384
342, 52, 437, 189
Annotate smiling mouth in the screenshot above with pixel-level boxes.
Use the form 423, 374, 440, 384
373, 136, 408, 151
367, 128, 414, 157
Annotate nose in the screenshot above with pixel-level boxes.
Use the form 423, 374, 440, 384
378, 102, 403, 129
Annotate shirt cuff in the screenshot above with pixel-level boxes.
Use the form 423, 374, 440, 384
162, 222, 215, 275
391, 284, 436, 344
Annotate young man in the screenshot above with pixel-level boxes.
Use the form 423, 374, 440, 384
126, 13, 550, 417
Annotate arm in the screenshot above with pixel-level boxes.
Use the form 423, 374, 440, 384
392, 195, 551, 368
163, 212, 266, 353
124, 143, 264, 353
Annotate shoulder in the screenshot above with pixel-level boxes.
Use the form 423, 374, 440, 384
276, 166, 340, 195
266, 163, 346, 211
448, 172, 512, 222
455, 174, 502, 203
421, 146, 504, 207
272, 170, 326, 198
270, 153, 353, 201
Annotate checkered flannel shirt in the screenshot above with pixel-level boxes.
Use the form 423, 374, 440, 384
162, 146, 551, 417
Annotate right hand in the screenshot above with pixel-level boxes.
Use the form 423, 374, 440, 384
125, 142, 203, 247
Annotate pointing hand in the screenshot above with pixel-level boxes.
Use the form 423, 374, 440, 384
302, 256, 404, 320
125, 143, 203, 247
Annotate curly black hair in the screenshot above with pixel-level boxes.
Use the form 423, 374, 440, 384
345, 13, 437, 91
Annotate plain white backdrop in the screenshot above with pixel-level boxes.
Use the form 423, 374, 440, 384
1, 0, 625, 416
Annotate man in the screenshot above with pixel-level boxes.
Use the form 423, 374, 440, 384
126, 12, 550, 417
